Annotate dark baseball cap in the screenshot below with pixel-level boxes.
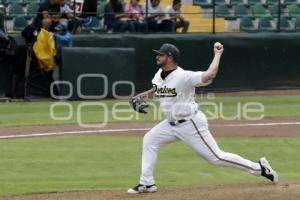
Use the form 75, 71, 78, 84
153, 43, 180, 61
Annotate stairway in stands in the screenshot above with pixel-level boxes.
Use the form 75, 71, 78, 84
138, 0, 225, 32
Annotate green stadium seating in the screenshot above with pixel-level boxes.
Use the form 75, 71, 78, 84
24, 0, 40, 4
8, 3, 24, 18
26, 3, 39, 18
258, 17, 276, 31
230, 0, 244, 5
248, 0, 263, 5
83, 16, 102, 33
235, 4, 251, 17
283, 0, 297, 5
294, 17, 300, 31
3, 0, 22, 4
289, 4, 300, 18
215, 0, 227, 5
266, 0, 279, 5
0, 5, 5, 13
216, 4, 236, 19
270, 4, 283, 17
13, 16, 27, 31
253, 4, 271, 18
97, 2, 105, 18
279, 16, 294, 32
193, 0, 212, 8
240, 16, 257, 32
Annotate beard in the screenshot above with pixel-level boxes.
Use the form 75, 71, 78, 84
156, 60, 167, 68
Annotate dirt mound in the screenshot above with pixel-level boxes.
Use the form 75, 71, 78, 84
2, 182, 299, 200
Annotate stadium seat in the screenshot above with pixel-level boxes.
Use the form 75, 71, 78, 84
97, 2, 105, 18
283, 0, 297, 5
270, 4, 283, 17
8, 3, 25, 18
83, 16, 102, 33
24, 0, 40, 4
215, 0, 227, 5
240, 16, 257, 32
230, 0, 244, 5
258, 17, 276, 31
2, 0, 22, 4
289, 4, 300, 18
253, 4, 271, 18
294, 17, 300, 31
193, 0, 212, 8
216, 4, 236, 19
13, 16, 28, 31
0, 5, 5, 14
279, 16, 294, 32
248, 0, 263, 5
235, 4, 251, 17
266, 0, 279, 5
26, 3, 39, 19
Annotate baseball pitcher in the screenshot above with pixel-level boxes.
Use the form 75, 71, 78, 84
128, 43, 278, 194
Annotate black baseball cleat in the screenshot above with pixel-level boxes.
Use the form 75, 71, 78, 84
259, 157, 278, 184
127, 184, 157, 194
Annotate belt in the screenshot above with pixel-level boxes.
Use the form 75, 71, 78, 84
169, 119, 186, 126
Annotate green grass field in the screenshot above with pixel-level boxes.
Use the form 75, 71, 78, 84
0, 94, 299, 197
0, 136, 299, 197
0, 95, 299, 127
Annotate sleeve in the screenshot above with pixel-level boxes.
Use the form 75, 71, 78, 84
184, 71, 212, 87
64, 5, 72, 13
124, 4, 130, 13
151, 69, 162, 85
165, 6, 171, 18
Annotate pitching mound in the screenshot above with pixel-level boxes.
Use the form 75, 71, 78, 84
2, 182, 300, 200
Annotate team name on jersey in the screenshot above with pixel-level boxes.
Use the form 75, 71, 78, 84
153, 84, 177, 97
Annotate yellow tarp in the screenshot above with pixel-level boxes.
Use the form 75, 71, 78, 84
33, 28, 56, 71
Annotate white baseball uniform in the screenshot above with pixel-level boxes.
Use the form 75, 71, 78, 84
139, 66, 262, 186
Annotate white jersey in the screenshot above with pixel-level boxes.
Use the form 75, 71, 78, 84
152, 66, 211, 122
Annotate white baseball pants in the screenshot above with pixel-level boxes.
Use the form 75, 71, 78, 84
139, 112, 262, 185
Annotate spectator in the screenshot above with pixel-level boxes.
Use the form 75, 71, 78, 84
104, 0, 135, 32
124, 0, 146, 32
54, 20, 72, 49
53, 20, 72, 84
33, 18, 56, 72
33, 0, 62, 31
165, 0, 189, 33
60, 0, 92, 33
142, 0, 173, 32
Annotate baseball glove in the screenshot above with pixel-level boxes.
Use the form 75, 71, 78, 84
129, 95, 149, 114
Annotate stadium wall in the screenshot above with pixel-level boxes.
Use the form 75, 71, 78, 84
72, 33, 300, 92
1, 33, 300, 98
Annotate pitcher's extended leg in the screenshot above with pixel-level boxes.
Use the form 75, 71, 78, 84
176, 119, 261, 175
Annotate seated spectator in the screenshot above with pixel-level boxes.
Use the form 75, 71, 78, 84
104, 0, 135, 32
142, 0, 173, 32
165, 0, 189, 33
59, 0, 91, 33
124, 0, 146, 32
32, 0, 62, 31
